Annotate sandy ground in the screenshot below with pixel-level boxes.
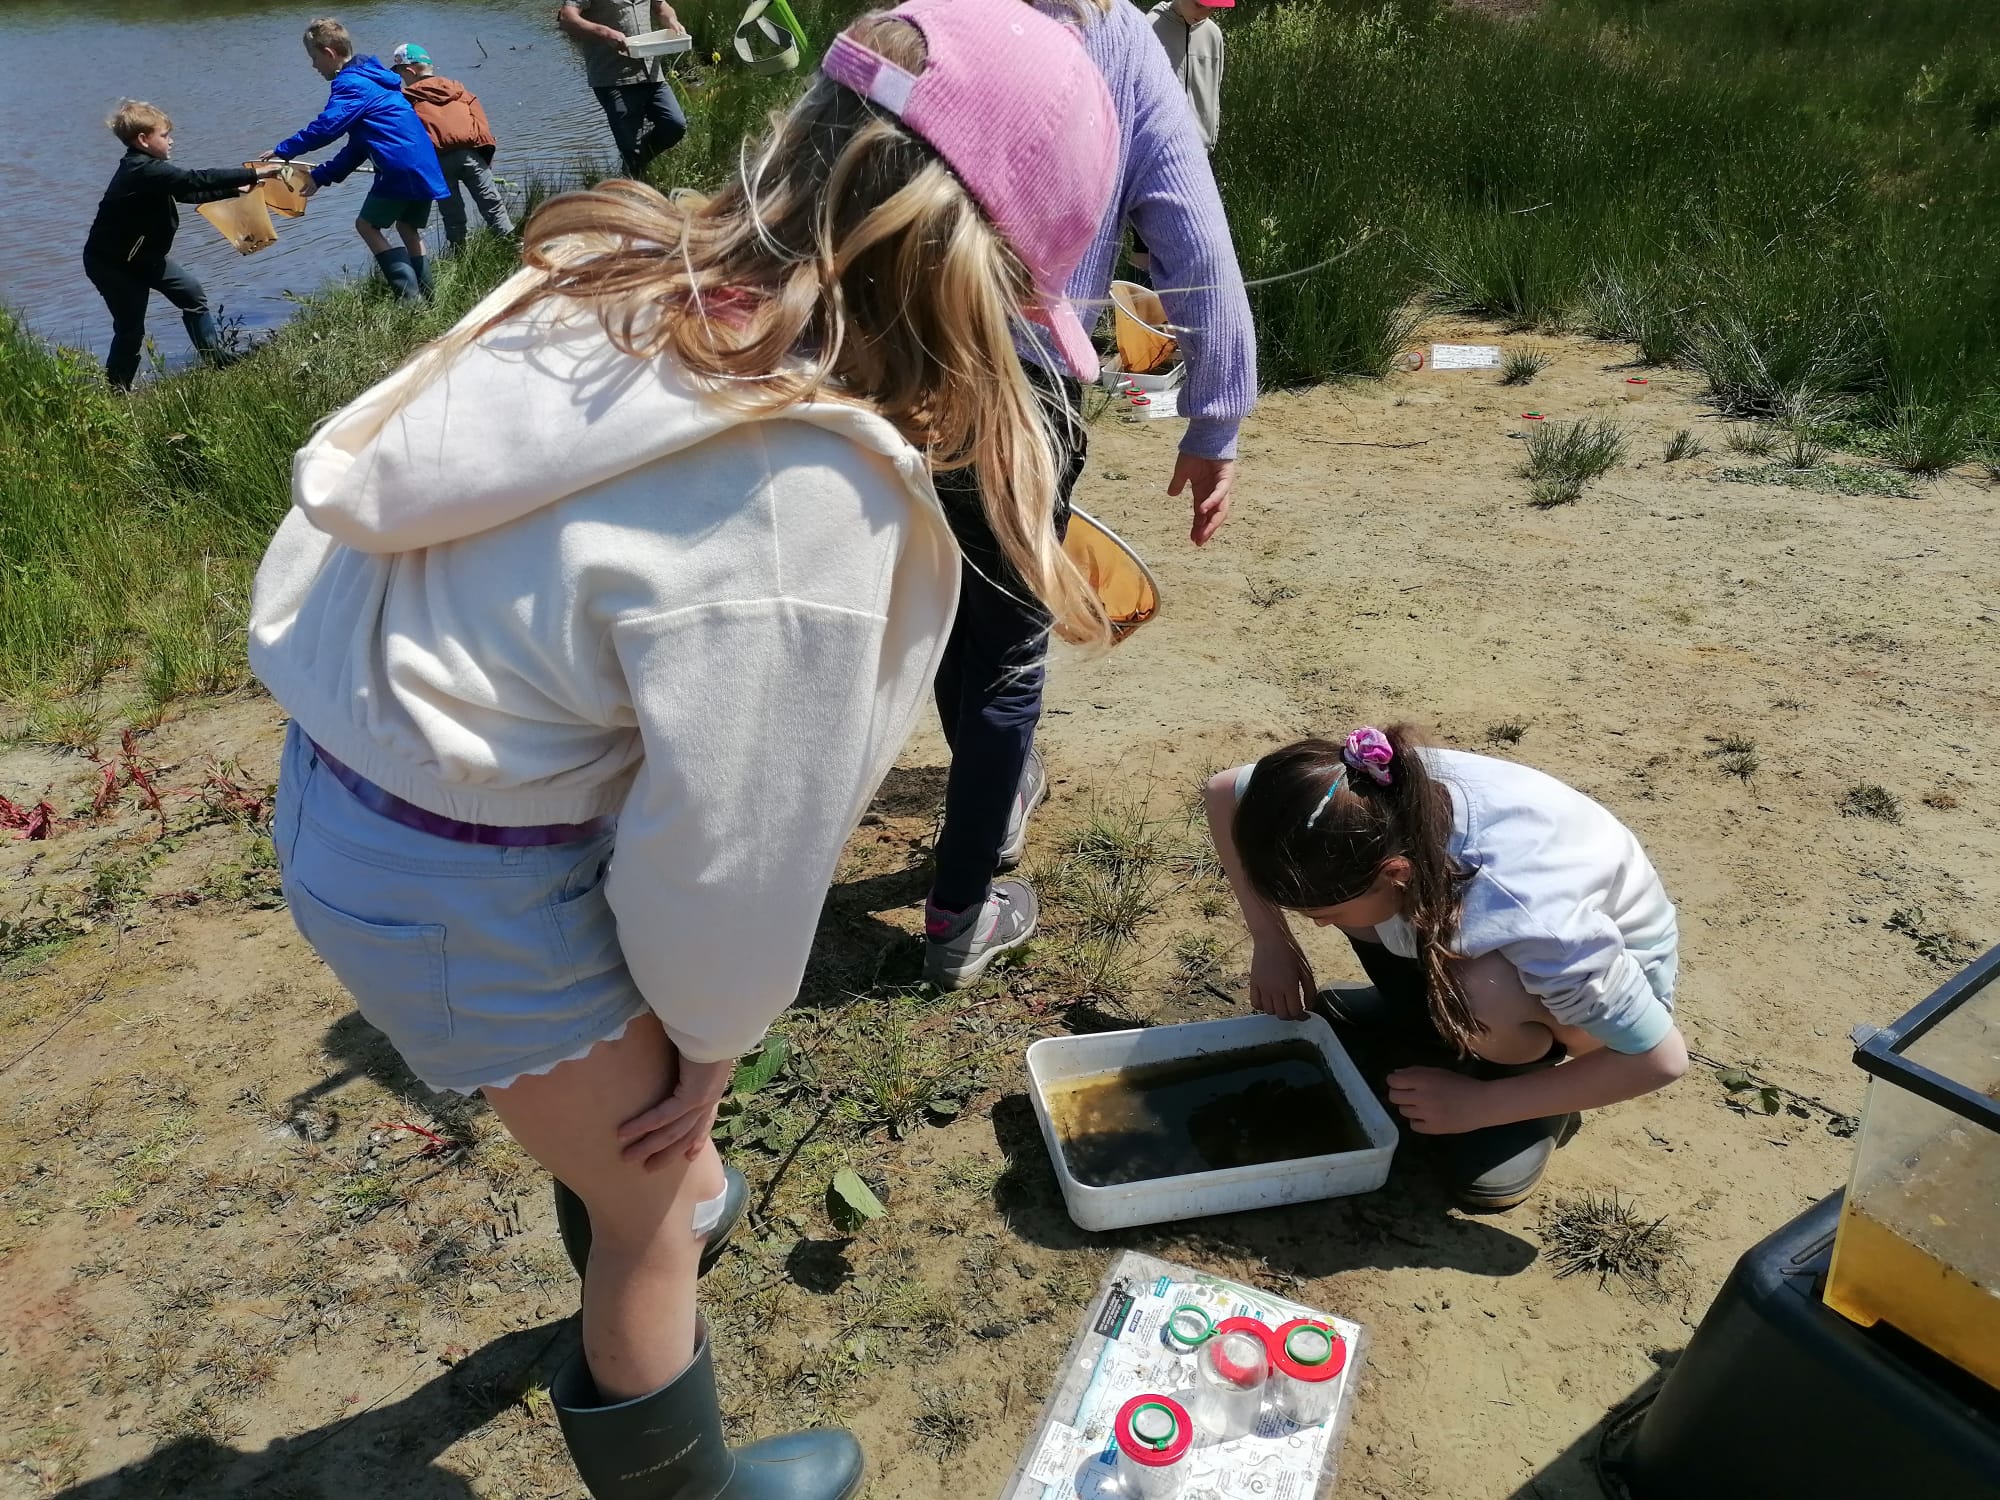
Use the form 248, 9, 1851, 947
3, 324, 1996, 1500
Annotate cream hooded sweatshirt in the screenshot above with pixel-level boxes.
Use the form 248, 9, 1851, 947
249, 272, 960, 1064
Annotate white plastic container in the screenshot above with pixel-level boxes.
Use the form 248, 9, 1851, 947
1188, 1324, 1269, 1441
1025, 1013, 1398, 1232
1100, 355, 1185, 394
625, 27, 693, 57
1271, 1319, 1347, 1426
1114, 1394, 1192, 1498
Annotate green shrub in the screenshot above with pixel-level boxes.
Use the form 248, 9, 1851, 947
1524, 417, 1627, 492
1663, 429, 1706, 462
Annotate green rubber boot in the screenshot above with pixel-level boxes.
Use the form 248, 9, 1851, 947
552, 1325, 864, 1500
373, 248, 421, 299
554, 1165, 747, 1282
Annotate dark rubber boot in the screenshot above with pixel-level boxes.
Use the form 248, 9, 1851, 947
1447, 1111, 1580, 1211
411, 253, 434, 300
183, 307, 222, 355
1445, 1049, 1578, 1211
373, 248, 421, 299
552, 1326, 864, 1500
555, 1166, 748, 1282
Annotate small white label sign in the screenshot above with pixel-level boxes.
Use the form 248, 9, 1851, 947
1430, 343, 1503, 369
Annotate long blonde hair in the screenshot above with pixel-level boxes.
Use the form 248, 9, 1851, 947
438, 14, 1108, 646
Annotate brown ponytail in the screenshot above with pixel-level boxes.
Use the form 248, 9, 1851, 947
1232, 726, 1481, 1053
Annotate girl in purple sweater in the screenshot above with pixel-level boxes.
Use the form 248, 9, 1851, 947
924, 0, 1257, 988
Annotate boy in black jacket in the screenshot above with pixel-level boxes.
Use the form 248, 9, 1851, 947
82, 100, 282, 389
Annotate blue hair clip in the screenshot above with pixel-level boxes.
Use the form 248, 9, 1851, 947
1304, 768, 1348, 829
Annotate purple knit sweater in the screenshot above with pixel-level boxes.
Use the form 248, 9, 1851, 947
1032, 0, 1257, 460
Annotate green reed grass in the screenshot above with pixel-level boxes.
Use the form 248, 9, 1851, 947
1220, 0, 2000, 442
0, 235, 522, 711
8, 0, 2000, 710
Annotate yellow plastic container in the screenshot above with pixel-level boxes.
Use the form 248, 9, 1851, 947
1825, 951, 2000, 1389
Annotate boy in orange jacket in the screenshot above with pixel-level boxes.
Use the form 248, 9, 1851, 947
389, 43, 514, 247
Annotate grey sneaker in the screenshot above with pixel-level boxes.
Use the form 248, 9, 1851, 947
924, 879, 1039, 990
997, 748, 1049, 871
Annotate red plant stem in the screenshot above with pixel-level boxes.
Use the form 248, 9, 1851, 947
375, 1121, 449, 1153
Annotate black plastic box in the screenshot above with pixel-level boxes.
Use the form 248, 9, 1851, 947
1616, 1192, 2000, 1498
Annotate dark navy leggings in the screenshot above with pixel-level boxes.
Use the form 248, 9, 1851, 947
927, 366, 1087, 913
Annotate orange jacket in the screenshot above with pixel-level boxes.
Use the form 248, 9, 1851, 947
402, 75, 498, 157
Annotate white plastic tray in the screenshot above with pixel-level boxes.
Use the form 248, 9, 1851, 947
1100, 355, 1185, 393
1026, 1013, 1397, 1231
625, 27, 693, 56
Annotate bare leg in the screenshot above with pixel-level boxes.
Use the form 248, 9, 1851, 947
356, 217, 391, 253
482, 1011, 718, 1399
1452, 950, 1603, 1064
396, 220, 426, 259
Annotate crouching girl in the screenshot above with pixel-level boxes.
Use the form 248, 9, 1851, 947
1205, 725, 1687, 1210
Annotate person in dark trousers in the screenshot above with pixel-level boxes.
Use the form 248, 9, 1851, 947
389, 43, 515, 248
919, 0, 1256, 990
82, 101, 283, 389
266, 17, 450, 299
556, 0, 688, 176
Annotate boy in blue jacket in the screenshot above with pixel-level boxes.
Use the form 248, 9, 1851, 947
266, 18, 448, 299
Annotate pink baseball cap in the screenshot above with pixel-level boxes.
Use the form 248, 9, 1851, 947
821, 0, 1118, 382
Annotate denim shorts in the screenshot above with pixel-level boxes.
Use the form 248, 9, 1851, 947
272, 723, 646, 1094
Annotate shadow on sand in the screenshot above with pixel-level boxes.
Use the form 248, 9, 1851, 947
51, 1322, 575, 1500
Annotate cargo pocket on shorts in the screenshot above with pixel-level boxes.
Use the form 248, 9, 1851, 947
550, 845, 626, 989
286, 880, 452, 1050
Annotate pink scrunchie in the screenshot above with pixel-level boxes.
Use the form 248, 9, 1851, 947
1342, 726, 1395, 786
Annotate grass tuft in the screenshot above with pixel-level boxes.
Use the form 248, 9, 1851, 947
1717, 750, 1759, 780
1542, 1191, 1683, 1297
1723, 425, 1779, 458
1883, 402, 1971, 476
1528, 476, 1582, 509
1704, 732, 1760, 780
1523, 417, 1625, 506
1662, 428, 1706, 463
1498, 345, 1553, 385
913, 1384, 978, 1458
1841, 782, 1902, 822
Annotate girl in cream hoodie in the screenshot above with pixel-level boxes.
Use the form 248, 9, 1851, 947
249, 3, 1119, 1493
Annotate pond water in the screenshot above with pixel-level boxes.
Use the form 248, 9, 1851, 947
0, 0, 629, 363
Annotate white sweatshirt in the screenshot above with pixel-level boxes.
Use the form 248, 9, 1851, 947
1234, 749, 1680, 1053
249, 271, 960, 1064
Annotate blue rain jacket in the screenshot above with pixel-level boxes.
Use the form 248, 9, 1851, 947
274, 56, 449, 201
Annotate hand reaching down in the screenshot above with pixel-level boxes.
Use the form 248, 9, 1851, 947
616, 1055, 735, 1170
1169, 453, 1236, 546
1248, 936, 1315, 1021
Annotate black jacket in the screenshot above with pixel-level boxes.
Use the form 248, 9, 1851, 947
82, 149, 259, 269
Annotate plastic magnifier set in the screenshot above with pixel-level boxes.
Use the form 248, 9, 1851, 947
1113, 1306, 1348, 1497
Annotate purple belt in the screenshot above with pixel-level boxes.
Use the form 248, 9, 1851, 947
308, 739, 615, 848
